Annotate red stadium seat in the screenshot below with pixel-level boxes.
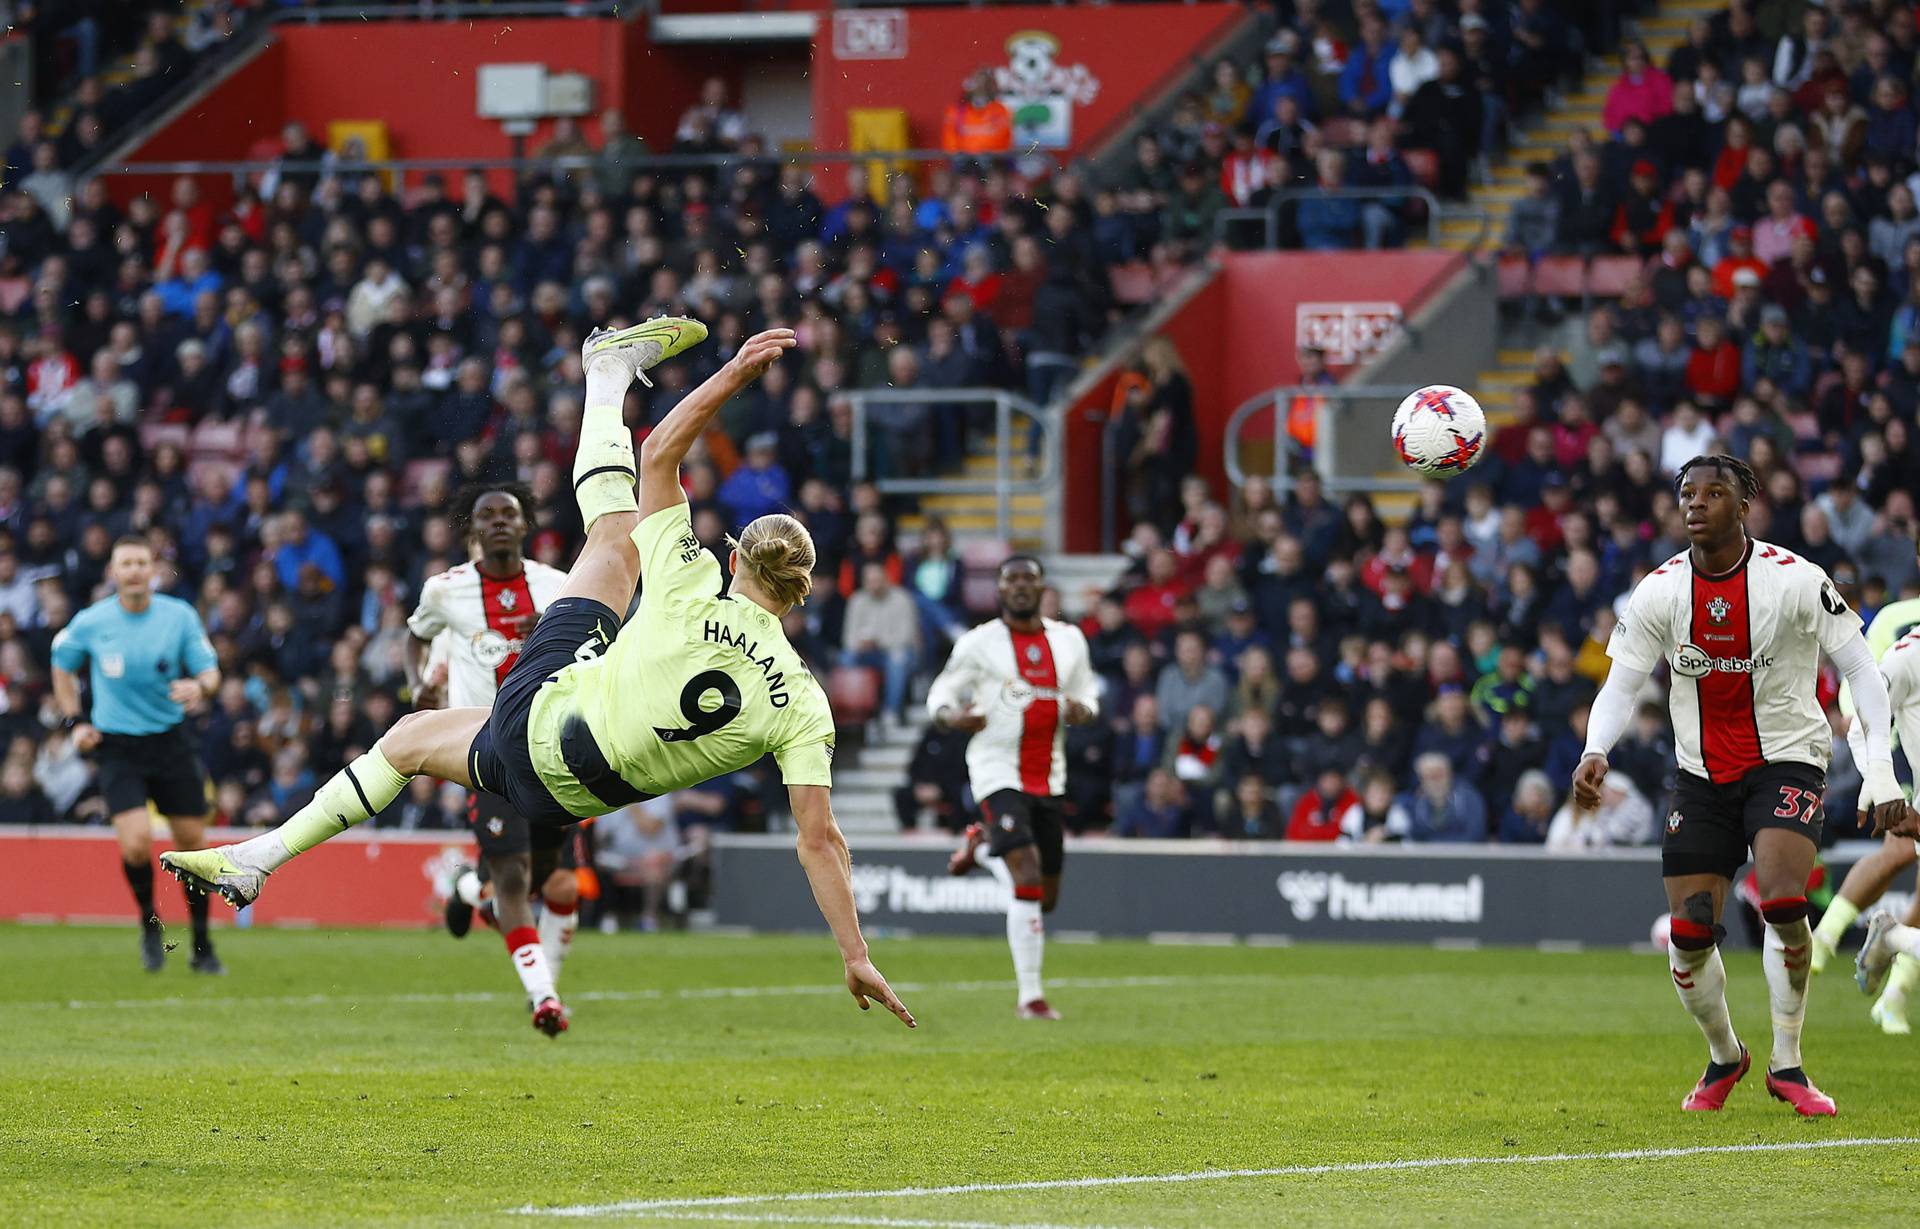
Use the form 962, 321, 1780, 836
188, 418, 242, 459
1792, 452, 1842, 485
825, 665, 880, 727
1401, 148, 1440, 188
1530, 256, 1588, 298
140, 422, 191, 453
1109, 262, 1156, 306
1321, 118, 1367, 148
1496, 255, 1531, 298
1585, 255, 1645, 298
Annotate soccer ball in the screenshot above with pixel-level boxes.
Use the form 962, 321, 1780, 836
1391, 385, 1486, 475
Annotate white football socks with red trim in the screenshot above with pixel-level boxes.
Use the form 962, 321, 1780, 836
538, 897, 577, 977
505, 925, 557, 1005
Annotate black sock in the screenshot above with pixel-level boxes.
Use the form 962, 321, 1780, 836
123, 858, 158, 926
185, 881, 212, 954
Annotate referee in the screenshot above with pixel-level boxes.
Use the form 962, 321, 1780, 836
51, 536, 223, 973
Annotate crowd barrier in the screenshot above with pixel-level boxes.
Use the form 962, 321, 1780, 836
3, 829, 1901, 948
0, 828, 468, 928
713, 835, 1899, 949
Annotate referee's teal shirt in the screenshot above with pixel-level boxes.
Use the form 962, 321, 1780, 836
50, 595, 218, 735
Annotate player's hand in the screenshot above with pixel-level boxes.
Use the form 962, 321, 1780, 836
415, 662, 449, 710
845, 958, 916, 1028
1063, 700, 1095, 726
726, 329, 797, 383
941, 706, 987, 733
71, 723, 101, 753
167, 678, 205, 709
1570, 752, 1608, 811
1860, 759, 1906, 837
1887, 803, 1920, 840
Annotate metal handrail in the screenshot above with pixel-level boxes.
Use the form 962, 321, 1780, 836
277, 1, 630, 18
841, 388, 1057, 545
1215, 187, 1493, 252
1222, 382, 1424, 497
88, 149, 1057, 194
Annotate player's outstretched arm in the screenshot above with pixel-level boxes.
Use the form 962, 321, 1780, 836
638, 329, 796, 518
788, 784, 916, 1028
1572, 661, 1649, 810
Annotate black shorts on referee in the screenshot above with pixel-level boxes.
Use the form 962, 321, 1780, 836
96, 726, 209, 817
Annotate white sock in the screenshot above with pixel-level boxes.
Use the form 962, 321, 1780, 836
1763, 917, 1813, 1070
1888, 921, 1920, 959
538, 900, 577, 978
1669, 944, 1742, 1064
454, 870, 483, 908
979, 848, 1013, 892
1009, 895, 1045, 1005
574, 361, 638, 529
505, 925, 557, 1004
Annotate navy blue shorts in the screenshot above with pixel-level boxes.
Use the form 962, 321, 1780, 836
466, 596, 619, 829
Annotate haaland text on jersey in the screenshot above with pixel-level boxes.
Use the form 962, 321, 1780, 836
702, 619, 794, 708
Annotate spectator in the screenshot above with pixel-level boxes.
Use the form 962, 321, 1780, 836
1286, 766, 1357, 841
1221, 774, 1283, 839
1603, 40, 1675, 135
1546, 773, 1655, 849
1338, 13, 1396, 118
941, 71, 1013, 156
717, 432, 791, 528
840, 561, 921, 726
1110, 768, 1187, 838
1400, 751, 1488, 844
1296, 150, 1361, 250
1405, 45, 1484, 200
1155, 628, 1229, 738
1499, 768, 1559, 844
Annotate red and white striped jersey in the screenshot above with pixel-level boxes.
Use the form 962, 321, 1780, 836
1606, 538, 1862, 784
926, 617, 1100, 800
407, 560, 568, 708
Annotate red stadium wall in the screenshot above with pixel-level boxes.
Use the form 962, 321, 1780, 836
0, 830, 469, 929
1062, 249, 1467, 551
810, 3, 1247, 157
112, 17, 731, 203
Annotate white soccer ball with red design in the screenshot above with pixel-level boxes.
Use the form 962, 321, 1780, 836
1391, 384, 1486, 475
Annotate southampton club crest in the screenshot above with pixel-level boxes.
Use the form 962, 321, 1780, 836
991, 30, 1101, 150
1706, 596, 1730, 624
1667, 810, 1684, 834
1025, 643, 1042, 664
497, 588, 518, 611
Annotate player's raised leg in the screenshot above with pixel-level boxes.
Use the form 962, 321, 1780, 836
1751, 827, 1834, 1115
162, 708, 488, 907
1810, 833, 1915, 973
563, 317, 709, 612
1664, 875, 1749, 1110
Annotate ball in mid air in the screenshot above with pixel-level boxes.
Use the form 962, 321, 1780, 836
1391, 384, 1486, 476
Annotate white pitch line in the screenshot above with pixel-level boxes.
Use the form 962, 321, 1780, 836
34, 974, 1277, 1013
628, 1212, 1154, 1229
517, 1137, 1920, 1218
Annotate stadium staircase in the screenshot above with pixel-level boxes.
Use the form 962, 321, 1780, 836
829, 550, 1130, 833
1433, 0, 1717, 254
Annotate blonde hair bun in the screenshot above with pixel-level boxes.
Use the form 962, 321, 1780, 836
728, 513, 817, 608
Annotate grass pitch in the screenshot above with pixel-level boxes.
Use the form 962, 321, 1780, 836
4, 924, 1917, 1228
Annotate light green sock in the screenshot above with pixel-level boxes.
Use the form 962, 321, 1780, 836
249, 748, 410, 871
1814, 896, 1861, 947
1886, 953, 1920, 1003
573, 367, 638, 531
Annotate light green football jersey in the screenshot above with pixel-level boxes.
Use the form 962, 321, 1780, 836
1838, 595, 1920, 753
527, 503, 835, 816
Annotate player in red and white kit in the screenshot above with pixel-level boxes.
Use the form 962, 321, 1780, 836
1573, 456, 1906, 1115
406, 482, 579, 1034
930, 557, 1099, 1019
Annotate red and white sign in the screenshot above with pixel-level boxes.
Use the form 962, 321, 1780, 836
0, 828, 471, 929
813, 3, 1245, 159
1294, 302, 1404, 366
833, 10, 908, 61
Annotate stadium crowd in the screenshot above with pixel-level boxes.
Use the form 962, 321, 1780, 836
4, 0, 1915, 879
